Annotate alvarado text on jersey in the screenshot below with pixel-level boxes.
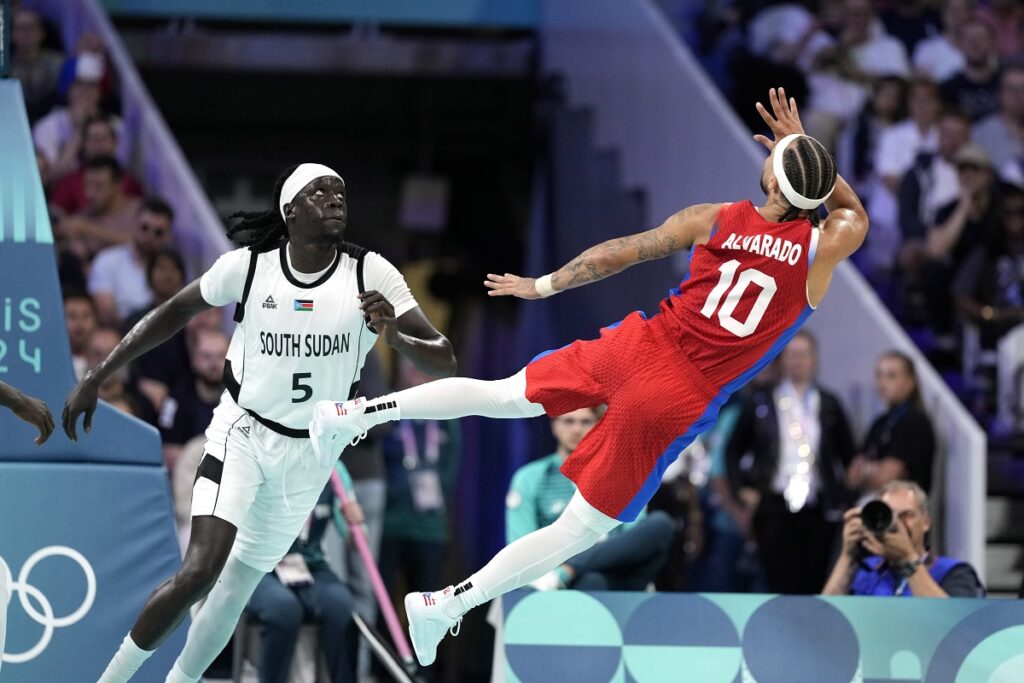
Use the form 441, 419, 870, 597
260, 331, 351, 357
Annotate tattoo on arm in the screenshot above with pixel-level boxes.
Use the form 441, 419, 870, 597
551, 204, 713, 291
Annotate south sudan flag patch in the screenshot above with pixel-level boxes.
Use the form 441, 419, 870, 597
294, 299, 314, 312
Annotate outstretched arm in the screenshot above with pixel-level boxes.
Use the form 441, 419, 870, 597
62, 280, 213, 439
485, 202, 723, 300
0, 381, 54, 445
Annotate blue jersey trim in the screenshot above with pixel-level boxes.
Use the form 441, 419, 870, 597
616, 303, 815, 521
617, 391, 729, 521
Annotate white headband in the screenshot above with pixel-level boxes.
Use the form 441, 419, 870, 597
772, 134, 834, 211
279, 163, 343, 220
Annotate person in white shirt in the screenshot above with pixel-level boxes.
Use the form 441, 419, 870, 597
63, 163, 456, 683
913, 0, 971, 83
972, 65, 1024, 172
88, 197, 175, 326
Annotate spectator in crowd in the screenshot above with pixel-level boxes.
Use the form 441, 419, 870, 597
61, 156, 141, 261
953, 182, 1024, 348
134, 306, 221, 415
898, 109, 970, 257
972, 65, 1024, 172
378, 358, 460, 635
847, 352, 936, 498
804, 0, 911, 152
10, 8, 64, 123
877, 79, 943, 197
50, 114, 143, 215
121, 248, 187, 333
977, 0, 1024, 59
159, 329, 228, 473
244, 463, 362, 683
85, 326, 157, 425
918, 143, 998, 336
864, 79, 941, 276
32, 51, 108, 179
837, 76, 908, 196
822, 480, 985, 597
87, 195, 173, 326
64, 290, 98, 381
879, 0, 940, 56
725, 330, 855, 594
689, 364, 777, 594
508, 407, 673, 592
912, 0, 971, 83
939, 18, 1001, 122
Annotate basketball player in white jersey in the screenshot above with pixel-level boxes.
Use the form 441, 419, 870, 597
62, 163, 455, 683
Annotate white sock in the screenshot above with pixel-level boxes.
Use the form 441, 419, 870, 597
97, 634, 154, 683
364, 369, 544, 426
441, 492, 618, 620
164, 662, 200, 683
167, 554, 265, 682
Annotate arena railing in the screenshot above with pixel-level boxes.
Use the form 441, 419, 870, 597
539, 0, 986, 574
27, 0, 231, 277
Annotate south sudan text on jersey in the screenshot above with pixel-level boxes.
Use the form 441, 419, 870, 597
259, 331, 352, 357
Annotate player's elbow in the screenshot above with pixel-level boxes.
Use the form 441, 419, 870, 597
434, 338, 458, 378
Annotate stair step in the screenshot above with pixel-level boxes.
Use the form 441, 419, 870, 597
986, 497, 1024, 542
985, 544, 1023, 593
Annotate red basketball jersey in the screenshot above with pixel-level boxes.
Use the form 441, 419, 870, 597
659, 200, 818, 391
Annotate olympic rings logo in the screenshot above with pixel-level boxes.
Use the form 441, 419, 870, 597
0, 546, 96, 664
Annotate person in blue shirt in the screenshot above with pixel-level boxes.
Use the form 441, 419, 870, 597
822, 479, 985, 597
507, 407, 672, 591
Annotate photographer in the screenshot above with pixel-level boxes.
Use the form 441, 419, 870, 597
822, 480, 984, 597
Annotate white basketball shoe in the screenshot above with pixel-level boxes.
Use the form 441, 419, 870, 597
404, 587, 463, 667
309, 398, 370, 466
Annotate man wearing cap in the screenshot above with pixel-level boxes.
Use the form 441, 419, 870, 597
32, 51, 122, 179
64, 163, 456, 683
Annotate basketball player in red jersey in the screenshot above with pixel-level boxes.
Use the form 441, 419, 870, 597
310, 87, 869, 665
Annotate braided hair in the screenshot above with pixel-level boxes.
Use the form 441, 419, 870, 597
226, 164, 299, 252
778, 136, 837, 227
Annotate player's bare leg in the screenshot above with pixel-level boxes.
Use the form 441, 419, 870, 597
97, 516, 236, 682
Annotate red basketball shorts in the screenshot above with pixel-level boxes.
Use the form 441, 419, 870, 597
525, 311, 725, 521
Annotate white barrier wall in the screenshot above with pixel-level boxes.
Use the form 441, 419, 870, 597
540, 0, 986, 573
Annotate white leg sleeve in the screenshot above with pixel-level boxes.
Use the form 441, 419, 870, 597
445, 491, 619, 619
373, 369, 545, 421
167, 554, 265, 681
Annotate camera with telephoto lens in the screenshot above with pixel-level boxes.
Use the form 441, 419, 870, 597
860, 500, 894, 536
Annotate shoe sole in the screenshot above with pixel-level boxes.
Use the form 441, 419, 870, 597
404, 592, 436, 667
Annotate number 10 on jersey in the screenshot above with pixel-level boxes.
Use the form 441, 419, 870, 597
700, 259, 777, 338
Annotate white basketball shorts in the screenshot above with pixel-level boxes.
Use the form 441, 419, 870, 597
192, 397, 335, 572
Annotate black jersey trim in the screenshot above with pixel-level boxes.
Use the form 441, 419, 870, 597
279, 240, 342, 289
223, 359, 310, 439
233, 249, 261, 323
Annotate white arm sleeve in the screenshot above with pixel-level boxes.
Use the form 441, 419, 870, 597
199, 248, 251, 306
363, 252, 418, 317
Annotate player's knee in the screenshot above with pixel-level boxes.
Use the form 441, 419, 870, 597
174, 559, 223, 601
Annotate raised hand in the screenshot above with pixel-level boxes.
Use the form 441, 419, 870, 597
484, 273, 543, 300
753, 87, 807, 152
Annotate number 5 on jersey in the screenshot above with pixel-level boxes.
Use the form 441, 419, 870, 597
700, 259, 777, 338
292, 372, 313, 403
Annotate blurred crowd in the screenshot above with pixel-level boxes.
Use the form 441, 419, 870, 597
674, 0, 1024, 431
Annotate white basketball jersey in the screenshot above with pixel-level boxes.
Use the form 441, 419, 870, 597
200, 242, 416, 435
